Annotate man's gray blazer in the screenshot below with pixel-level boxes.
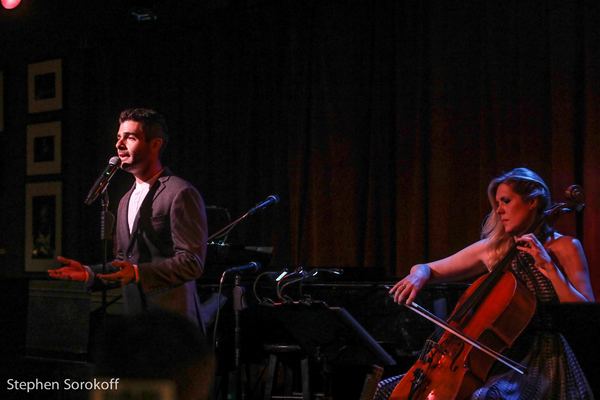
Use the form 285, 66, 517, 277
92, 169, 208, 330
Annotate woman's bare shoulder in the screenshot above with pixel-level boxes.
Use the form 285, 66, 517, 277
546, 232, 584, 255
471, 238, 492, 269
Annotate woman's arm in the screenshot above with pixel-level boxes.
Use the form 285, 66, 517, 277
517, 234, 594, 302
390, 239, 489, 304
427, 239, 490, 282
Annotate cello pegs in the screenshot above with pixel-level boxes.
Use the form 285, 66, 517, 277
564, 185, 585, 212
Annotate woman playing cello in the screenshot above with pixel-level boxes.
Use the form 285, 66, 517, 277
376, 167, 595, 400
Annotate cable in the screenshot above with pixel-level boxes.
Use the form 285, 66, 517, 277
252, 271, 275, 303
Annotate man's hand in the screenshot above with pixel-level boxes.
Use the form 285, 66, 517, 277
48, 256, 90, 282
97, 260, 137, 286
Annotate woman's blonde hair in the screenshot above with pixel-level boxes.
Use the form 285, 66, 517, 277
481, 167, 552, 268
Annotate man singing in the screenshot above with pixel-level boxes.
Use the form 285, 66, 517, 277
49, 108, 208, 330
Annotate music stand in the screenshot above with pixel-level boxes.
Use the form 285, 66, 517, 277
258, 302, 395, 398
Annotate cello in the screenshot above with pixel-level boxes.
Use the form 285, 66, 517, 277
389, 185, 585, 400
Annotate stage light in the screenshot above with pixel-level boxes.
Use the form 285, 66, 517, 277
1, 0, 22, 10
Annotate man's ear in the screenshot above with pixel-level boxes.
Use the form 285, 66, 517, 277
151, 138, 164, 153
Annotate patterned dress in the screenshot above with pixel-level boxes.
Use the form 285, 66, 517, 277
374, 251, 595, 400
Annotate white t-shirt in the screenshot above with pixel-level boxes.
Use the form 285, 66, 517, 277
127, 170, 163, 233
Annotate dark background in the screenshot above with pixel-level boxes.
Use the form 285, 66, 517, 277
1, 0, 599, 287
1, 0, 600, 397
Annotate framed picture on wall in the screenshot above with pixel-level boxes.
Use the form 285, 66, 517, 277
25, 181, 62, 271
27, 121, 61, 175
0, 70, 4, 132
27, 59, 63, 113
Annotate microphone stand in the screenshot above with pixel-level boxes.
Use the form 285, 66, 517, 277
208, 195, 278, 243
99, 190, 116, 315
210, 196, 277, 399
232, 273, 246, 400
207, 210, 252, 243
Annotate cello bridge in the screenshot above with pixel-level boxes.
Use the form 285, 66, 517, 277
419, 339, 447, 363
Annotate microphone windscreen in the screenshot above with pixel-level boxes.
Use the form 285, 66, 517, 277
109, 156, 121, 166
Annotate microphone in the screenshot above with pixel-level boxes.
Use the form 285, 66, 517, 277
225, 261, 261, 274
84, 156, 121, 205
248, 194, 280, 215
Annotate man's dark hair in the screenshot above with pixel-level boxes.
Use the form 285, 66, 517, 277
119, 108, 169, 155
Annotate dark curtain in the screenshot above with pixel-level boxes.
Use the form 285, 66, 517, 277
1, 1, 599, 297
